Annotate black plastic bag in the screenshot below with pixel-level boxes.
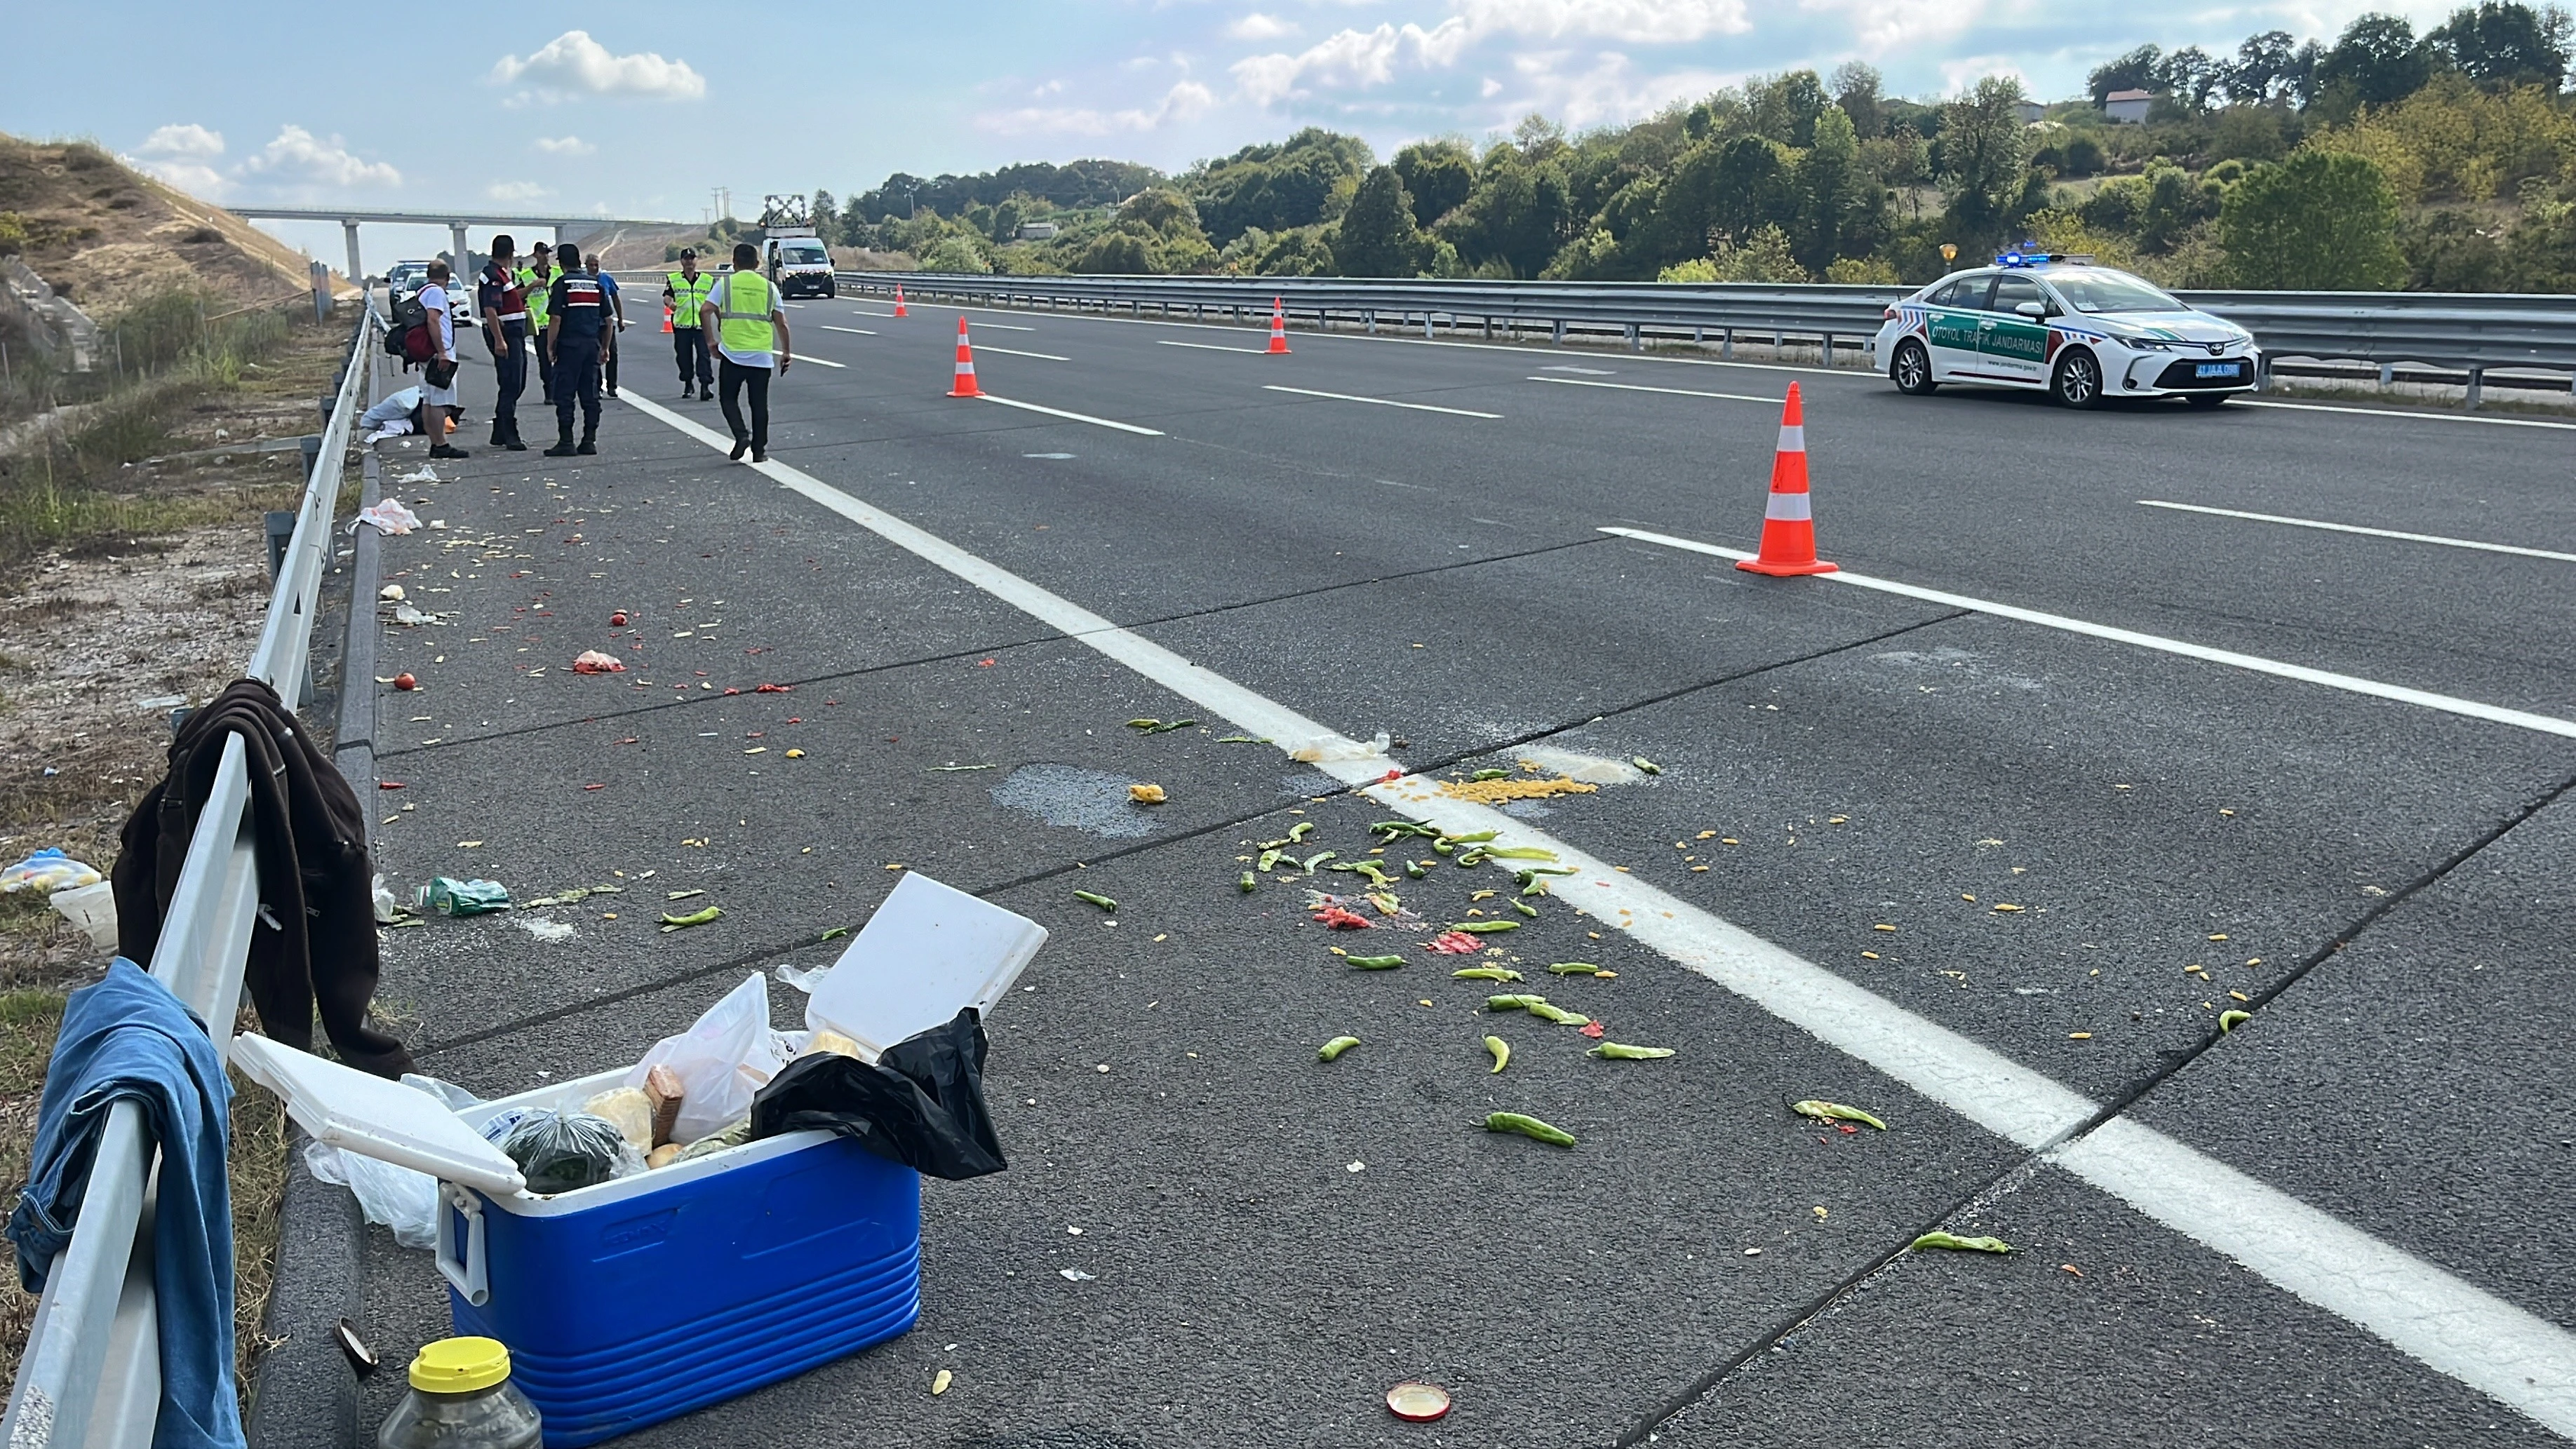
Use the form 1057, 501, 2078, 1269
749, 1008, 1006, 1180
499, 1110, 633, 1194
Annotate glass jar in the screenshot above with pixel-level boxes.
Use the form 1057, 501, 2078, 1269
376, 1337, 543, 1449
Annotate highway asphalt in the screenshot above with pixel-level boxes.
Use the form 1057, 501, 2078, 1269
338, 302, 2576, 1446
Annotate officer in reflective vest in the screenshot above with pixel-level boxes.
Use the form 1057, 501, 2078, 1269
519, 241, 561, 403
700, 241, 792, 464
662, 249, 716, 400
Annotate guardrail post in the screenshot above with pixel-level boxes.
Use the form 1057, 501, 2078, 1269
1625, 323, 1639, 353
1423, 313, 1434, 341
1823, 332, 1836, 368
1366, 309, 1377, 335
1722, 327, 1734, 360
2465, 366, 2483, 410
2377, 363, 2394, 389
1551, 319, 1564, 345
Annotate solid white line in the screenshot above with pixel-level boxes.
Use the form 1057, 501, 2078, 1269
1527, 375, 1781, 405
821, 325, 877, 336
1602, 525, 2576, 741
979, 394, 1164, 436
1263, 384, 1501, 418
2139, 499, 2576, 563
1158, 339, 1271, 354
779, 302, 805, 309
2238, 398, 2576, 431
850, 310, 898, 319
977, 344, 1070, 362
621, 384, 2576, 1434
787, 354, 847, 369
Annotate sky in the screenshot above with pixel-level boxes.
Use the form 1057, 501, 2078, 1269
1, 1, 2482, 264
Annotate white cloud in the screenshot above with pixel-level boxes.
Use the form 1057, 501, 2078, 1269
533, 135, 596, 156
1492, 48, 1733, 128
1799, 0, 1991, 58
240, 126, 400, 187
1231, 19, 1473, 103
137, 123, 224, 159
1227, 0, 1747, 105
1226, 11, 1299, 40
1458, 0, 1750, 45
1940, 53, 2030, 94
488, 181, 554, 202
130, 158, 230, 198
490, 31, 706, 100
977, 81, 1216, 137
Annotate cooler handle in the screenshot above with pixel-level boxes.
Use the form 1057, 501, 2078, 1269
435, 1182, 490, 1306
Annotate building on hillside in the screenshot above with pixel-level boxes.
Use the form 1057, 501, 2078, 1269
1017, 221, 1059, 241
2015, 100, 2047, 126
2103, 89, 2154, 124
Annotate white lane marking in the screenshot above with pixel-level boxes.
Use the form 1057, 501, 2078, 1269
1157, 339, 1272, 355
622, 384, 2576, 1434
1527, 375, 1781, 405
1603, 525, 2576, 741
2238, 398, 2576, 431
2139, 499, 2576, 563
977, 344, 1071, 362
850, 310, 898, 319
779, 302, 806, 309
1262, 384, 1501, 419
786, 354, 847, 369
821, 325, 877, 336
979, 394, 1164, 436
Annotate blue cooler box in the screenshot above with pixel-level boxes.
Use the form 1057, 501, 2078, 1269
438, 1070, 922, 1446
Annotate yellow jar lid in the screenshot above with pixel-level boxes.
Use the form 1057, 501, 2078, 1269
409, 1336, 511, 1394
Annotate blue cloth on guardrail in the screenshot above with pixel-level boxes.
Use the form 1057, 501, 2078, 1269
6, 958, 241, 1449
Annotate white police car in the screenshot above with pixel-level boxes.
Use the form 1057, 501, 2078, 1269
1870, 255, 2260, 408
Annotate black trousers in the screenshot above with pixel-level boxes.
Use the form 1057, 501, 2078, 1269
603, 336, 619, 395
674, 328, 712, 388
718, 357, 771, 450
535, 330, 556, 401
486, 321, 528, 440
554, 340, 603, 441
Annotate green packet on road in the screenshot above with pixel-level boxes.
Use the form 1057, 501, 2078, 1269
420, 877, 513, 916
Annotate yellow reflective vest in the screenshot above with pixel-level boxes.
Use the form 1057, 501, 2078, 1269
520, 264, 561, 328
716, 271, 774, 355
666, 270, 714, 328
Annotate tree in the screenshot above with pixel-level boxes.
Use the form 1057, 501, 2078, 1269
2427, 1, 2574, 89
1830, 61, 1885, 137
919, 235, 993, 274
1440, 145, 1573, 277
2218, 149, 2406, 287
2228, 31, 2305, 102
2153, 46, 2229, 110
1335, 166, 1428, 276
2317, 14, 2436, 109
1392, 141, 1476, 228
1797, 106, 1863, 271
2091, 45, 2163, 105
1938, 76, 2039, 246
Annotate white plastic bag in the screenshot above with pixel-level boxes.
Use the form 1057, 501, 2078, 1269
302, 1074, 481, 1249
620, 973, 786, 1145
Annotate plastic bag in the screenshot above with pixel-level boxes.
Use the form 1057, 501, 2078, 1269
353, 499, 421, 534
621, 973, 787, 1145
499, 1110, 642, 1194
750, 1007, 1007, 1181
1, 849, 102, 894
303, 1074, 483, 1248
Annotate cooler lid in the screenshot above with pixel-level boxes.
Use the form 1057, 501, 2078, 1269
232, 1035, 528, 1196
806, 870, 1049, 1059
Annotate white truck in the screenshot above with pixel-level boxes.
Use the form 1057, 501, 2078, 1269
763, 227, 835, 300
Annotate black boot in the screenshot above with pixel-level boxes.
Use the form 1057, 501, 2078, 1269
428, 443, 469, 459
543, 432, 578, 457
576, 434, 597, 455
489, 422, 508, 447
728, 436, 749, 461
502, 429, 528, 452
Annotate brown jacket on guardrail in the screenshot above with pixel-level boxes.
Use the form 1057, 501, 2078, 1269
112, 679, 414, 1078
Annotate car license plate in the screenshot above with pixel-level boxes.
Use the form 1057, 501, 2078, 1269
2196, 362, 2240, 379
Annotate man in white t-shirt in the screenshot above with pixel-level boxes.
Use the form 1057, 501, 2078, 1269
417, 261, 468, 459
697, 242, 791, 463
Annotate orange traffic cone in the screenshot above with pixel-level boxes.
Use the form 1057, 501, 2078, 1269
661, 304, 673, 334
894, 284, 909, 318
1266, 297, 1290, 355
948, 317, 981, 398
1735, 382, 1837, 577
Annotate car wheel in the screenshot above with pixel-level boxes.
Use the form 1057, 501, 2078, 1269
1891, 339, 1936, 396
2187, 393, 2229, 410
824, 283, 837, 299
2051, 349, 2104, 409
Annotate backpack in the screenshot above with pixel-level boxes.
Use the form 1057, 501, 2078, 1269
384, 290, 431, 361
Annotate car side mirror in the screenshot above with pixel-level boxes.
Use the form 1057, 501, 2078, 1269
2015, 301, 2048, 318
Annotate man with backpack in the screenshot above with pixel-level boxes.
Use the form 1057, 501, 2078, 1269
699, 241, 791, 463
541, 242, 609, 457
417, 261, 466, 459
476, 234, 530, 451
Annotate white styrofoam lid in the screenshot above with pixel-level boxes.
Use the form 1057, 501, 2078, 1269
806, 871, 1048, 1058
232, 1034, 527, 1196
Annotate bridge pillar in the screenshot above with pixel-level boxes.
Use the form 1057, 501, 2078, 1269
342, 220, 363, 285
450, 223, 471, 292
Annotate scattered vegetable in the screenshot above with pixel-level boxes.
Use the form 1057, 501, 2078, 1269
1126, 717, 1198, 734
1792, 1100, 1887, 1131
1511, 900, 1538, 919
1448, 920, 1520, 934
1632, 756, 1661, 774
1256, 849, 1284, 872
1484, 994, 1544, 1012
1372, 821, 1440, 840
1451, 966, 1524, 982
1344, 955, 1404, 970
658, 905, 723, 933
1589, 1042, 1675, 1060
1483, 1112, 1575, 1147
1300, 851, 1336, 872
1547, 962, 1603, 976
1238, 871, 1256, 894
1129, 783, 1167, 804
1287, 821, 1317, 843
1318, 1036, 1361, 1062
1525, 1001, 1590, 1026
1468, 767, 1511, 781
1910, 1232, 2012, 1254
1484, 1036, 1510, 1074
1073, 890, 1119, 912
2218, 1009, 2251, 1032
1482, 846, 1558, 861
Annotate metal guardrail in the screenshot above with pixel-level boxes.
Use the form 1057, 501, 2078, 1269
839, 271, 2576, 391
2, 301, 380, 1449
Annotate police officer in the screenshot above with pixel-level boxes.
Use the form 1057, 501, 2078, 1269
520, 241, 561, 403
700, 241, 791, 462
542, 242, 609, 457
476, 234, 530, 450
662, 248, 715, 400
590, 256, 626, 398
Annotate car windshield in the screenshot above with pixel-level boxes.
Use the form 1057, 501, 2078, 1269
2046, 269, 2185, 314
779, 245, 826, 265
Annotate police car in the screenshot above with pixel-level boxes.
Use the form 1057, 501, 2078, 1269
1869, 254, 2259, 408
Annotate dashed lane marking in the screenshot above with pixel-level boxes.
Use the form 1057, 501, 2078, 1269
2139, 499, 2576, 563
1525, 375, 1783, 405
976, 345, 1071, 362
979, 395, 1162, 436
1261, 384, 1501, 419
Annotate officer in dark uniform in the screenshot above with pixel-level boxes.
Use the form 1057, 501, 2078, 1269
542, 242, 609, 456
476, 234, 530, 451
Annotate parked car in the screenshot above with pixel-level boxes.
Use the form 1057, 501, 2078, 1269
1870, 255, 2259, 409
